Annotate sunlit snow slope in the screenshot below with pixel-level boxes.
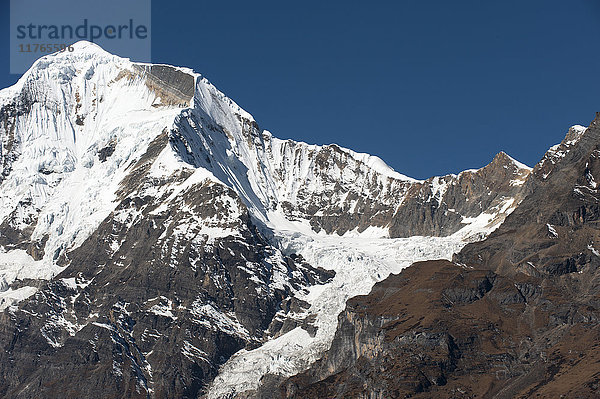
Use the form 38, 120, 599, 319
0, 42, 192, 307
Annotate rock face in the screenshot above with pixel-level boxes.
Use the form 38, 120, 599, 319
259, 139, 530, 238
259, 143, 530, 238
386, 151, 529, 238
133, 64, 195, 107
280, 116, 600, 398
282, 259, 600, 398
454, 119, 600, 277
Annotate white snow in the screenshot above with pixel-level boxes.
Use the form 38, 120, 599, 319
336, 147, 419, 182
503, 153, 532, 171
429, 176, 449, 205
547, 224, 558, 238
148, 297, 177, 320
0, 287, 38, 311
190, 301, 250, 340
0, 249, 48, 310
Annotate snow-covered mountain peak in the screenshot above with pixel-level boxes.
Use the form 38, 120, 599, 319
3, 41, 124, 96
0, 43, 199, 297
492, 151, 531, 171
39, 40, 119, 66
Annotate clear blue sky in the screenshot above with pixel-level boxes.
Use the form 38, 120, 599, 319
1, 0, 599, 179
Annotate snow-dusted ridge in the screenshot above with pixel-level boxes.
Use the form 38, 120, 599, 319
534, 124, 588, 181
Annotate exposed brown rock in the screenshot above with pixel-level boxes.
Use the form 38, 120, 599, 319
133, 64, 195, 107
282, 258, 600, 398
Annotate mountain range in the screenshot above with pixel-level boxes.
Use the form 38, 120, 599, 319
0, 42, 596, 398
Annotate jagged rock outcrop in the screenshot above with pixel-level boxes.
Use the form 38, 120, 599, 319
386, 151, 529, 237
455, 118, 600, 277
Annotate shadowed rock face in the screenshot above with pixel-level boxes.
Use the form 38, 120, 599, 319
133, 64, 195, 107
277, 115, 600, 399
0, 100, 24, 183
